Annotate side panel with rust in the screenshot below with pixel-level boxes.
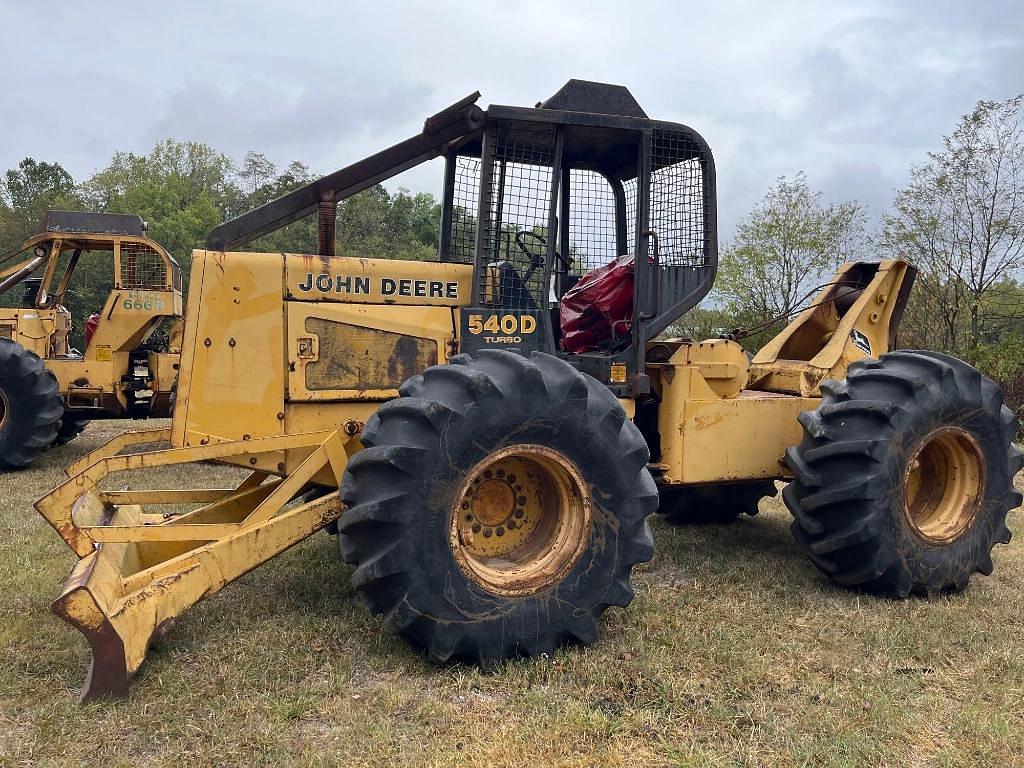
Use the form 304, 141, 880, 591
286, 302, 454, 401
175, 250, 463, 475
304, 319, 437, 392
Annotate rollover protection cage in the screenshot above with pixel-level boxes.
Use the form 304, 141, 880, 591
435, 80, 718, 391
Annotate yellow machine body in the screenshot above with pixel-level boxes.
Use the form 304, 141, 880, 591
31, 86, 926, 700
35, 248, 915, 700
650, 259, 914, 486
170, 250, 473, 478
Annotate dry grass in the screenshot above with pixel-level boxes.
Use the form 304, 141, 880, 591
1, 421, 1022, 767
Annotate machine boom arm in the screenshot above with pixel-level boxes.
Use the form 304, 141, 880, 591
205, 92, 484, 251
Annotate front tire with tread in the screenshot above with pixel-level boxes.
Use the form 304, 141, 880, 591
339, 350, 658, 665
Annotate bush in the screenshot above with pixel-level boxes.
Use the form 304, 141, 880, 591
973, 335, 1024, 426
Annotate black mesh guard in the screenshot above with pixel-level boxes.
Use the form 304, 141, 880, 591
649, 127, 709, 269
476, 133, 555, 310
640, 125, 717, 340
447, 156, 480, 264
567, 169, 620, 274
448, 111, 717, 350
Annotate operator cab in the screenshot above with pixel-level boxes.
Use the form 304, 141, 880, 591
0, 210, 182, 357
439, 80, 718, 393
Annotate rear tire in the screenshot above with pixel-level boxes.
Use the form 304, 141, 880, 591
53, 414, 88, 447
0, 339, 63, 468
339, 350, 657, 664
659, 480, 777, 524
784, 351, 1022, 596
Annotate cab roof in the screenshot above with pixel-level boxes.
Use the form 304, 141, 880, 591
35, 210, 147, 237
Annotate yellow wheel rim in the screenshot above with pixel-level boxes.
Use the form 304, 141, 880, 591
904, 427, 985, 544
449, 444, 591, 597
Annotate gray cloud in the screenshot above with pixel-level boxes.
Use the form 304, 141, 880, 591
1, 0, 1021, 238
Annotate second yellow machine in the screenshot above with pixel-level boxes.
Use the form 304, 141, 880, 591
0, 212, 181, 467
37, 81, 1022, 699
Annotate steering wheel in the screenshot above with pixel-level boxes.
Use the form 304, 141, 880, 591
514, 230, 573, 281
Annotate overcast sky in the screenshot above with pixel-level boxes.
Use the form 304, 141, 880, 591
1, 0, 1021, 238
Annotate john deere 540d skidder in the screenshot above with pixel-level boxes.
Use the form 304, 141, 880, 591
36, 81, 1022, 700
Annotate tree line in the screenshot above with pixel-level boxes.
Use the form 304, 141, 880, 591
1, 96, 1021, 411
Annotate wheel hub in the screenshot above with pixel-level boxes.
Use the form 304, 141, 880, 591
904, 426, 985, 545
471, 478, 517, 526
450, 444, 591, 597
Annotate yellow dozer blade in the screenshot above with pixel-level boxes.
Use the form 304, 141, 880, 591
35, 426, 358, 700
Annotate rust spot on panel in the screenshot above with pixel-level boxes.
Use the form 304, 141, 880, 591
303, 318, 437, 391
693, 412, 727, 430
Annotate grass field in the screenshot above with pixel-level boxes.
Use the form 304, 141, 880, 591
1, 421, 1022, 767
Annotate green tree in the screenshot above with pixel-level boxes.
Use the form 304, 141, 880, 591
242, 160, 319, 254
877, 95, 1024, 358
239, 152, 277, 198
715, 173, 867, 349
0, 158, 78, 250
336, 185, 441, 262
78, 140, 232, 272
662, 306, 734, 341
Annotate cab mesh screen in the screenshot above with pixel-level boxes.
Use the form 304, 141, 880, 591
568, 169, 618, 274
447, 156, 480, 265
649, 128, 708, 268
477, 134, 554, 309
119, 241, 167, 289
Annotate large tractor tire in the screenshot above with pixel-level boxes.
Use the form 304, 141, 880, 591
659, 480, 777, 524
339, 350, 657, 664
53, 414, 88, 447
784, 351, 1023, 597
0, 339, 63, 468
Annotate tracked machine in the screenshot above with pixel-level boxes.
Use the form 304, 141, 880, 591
35, 81, 1022, 700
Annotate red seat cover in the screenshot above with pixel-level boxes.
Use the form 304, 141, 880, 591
85, 313, 101, 346
559, 254, 635, 353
